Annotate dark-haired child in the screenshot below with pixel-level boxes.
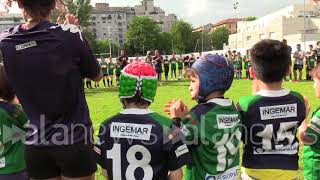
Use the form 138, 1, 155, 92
237, 40, 307, 180
95, 62, 192, 180
165, 54, 242, 180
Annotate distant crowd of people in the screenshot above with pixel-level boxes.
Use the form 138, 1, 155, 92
85, 50, 203, 88
222, 39, 320, 82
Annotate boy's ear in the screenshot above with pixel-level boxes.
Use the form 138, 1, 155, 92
249, 67, 256, 78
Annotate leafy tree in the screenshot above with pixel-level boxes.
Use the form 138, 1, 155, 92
158, 32, 173, 55
126, 16, 161, 55
171, 20, 193, 53
210, 27, 229, 50
51, 0, 92, 27
245, 16, 257, 21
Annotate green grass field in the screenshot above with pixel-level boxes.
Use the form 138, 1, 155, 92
87, 78, 316, 180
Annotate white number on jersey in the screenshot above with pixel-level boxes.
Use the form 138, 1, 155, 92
107, 144, 153, 180
256, 121, 299, 154
214, 128, 242, 171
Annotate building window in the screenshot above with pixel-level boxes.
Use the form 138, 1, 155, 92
259, 34, 265, 39
103, 21, 106, 23
246, 36, 251, 41
107, 15, 112, 20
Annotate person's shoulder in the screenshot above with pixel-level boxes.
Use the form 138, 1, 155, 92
148, 112, 172, 128
0, 102, 23, 119
238, 95, 263, 112
99, 113, 121, 127
288, 90, 304, 103
189, 103, 217, 119
0, 25, 21, 42
49, 24, 83, 42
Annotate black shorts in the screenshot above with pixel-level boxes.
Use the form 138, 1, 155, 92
25, 143, 97, 179
293, 64, 303, 70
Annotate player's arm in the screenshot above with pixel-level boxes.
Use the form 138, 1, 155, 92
11, 104, 29, 130
168, 169, 183, 180
299, 96, 317, 145
74, 28, 103, 82
94, 124, 110, 178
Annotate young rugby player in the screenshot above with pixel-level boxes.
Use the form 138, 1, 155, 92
170, 54, 177, 80
101, 57, 110, 87
306, 45, 316, 81
108, 57, 115, 87
300, 63, 320, 180
0, 65, 28, 180
243, 50, 252, 80
165, 54, 242, 180
177, 54, 184, 80
293, 44, 305, 82
115, 62, 122, 86
95, 62, 192, 180
237, 40, 307, 180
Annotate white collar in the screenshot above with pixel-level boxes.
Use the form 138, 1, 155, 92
256, 89, 290, 97
207, 98, 233, 106
120, 108, 154, 115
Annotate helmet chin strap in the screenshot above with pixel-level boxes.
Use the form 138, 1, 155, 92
120, 99, 126, 109
197, 95, 207, 104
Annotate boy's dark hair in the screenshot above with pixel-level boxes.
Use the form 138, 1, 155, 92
0, 65, 15, 102
251, 39, 290, 83
122, 94, 151, 107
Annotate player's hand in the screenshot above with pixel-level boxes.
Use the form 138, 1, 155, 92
164, 99, 189, 118
56, 13, 80, 26
65, 13, 80, 26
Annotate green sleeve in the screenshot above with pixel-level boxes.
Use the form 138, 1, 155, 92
306, 108, 320, 147
238, 95, 262, 112
12, 105, 29, 129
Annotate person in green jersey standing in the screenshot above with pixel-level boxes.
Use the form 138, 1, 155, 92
177, 54, 184, 80
306, 45, 316, 81
170, 54, 177, 80
165, 54, 241, 180
108, 57, 115, 87
0, 65, 28, 180
115, 62, 122, 86
300, 63, 320, 180
163, 55, 170, 81
101, 57, 110, 87
243, 50, 252, 80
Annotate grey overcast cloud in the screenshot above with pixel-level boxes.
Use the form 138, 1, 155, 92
92, 0, 304, 26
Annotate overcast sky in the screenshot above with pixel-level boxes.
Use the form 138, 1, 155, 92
92, 0, 305, 27
7, 0, 306, 27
